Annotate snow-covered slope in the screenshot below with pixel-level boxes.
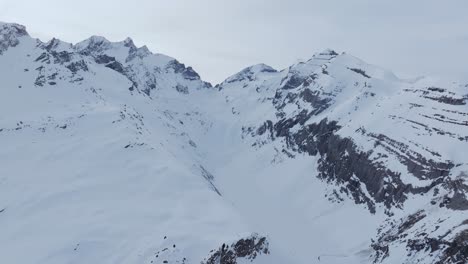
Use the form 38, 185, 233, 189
0, 22, 467, 264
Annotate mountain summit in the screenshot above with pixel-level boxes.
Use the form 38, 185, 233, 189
0, 22, 467, 264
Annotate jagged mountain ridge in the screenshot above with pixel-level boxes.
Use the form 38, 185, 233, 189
0, 22, 467, 264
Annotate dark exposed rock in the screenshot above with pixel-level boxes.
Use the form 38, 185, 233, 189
202, 234, 269, 264
399, 210, 427, 234
226, 69, 255, 83
372, 210, 427, 263
424, 95, 466, 105
225, 64, 277, 84
257, 115, 453, 212
440, 174, 468, 211
182, 66, 201, 80
272, 91, 299, 113
372, 209, 468, 264
94, 54, 115, 64
76, 36, 110, 56
66, 60, 89, 73
126, 45, 151, 62
105, 61, 125, 74
319, 49, 339, 56
371, 243, 389, 263
256, 120, 274, 140
47, 72, 58, 80
259, 66, 277, 73
142, 77, 157, 95
436, 229, 468, 264
281, 73, 306, 90
405, 230, 468, 264
365, 132, 454, 180
1, 23, 28, 37
166, 60, 201, 80
51, 51, 72, 64
122, 37, 136, 49
299, 88, 332, 115
175, 84, 189, 94
35, 50, 72, 65
428, 87, 446, 93
199, 165, 221, 196
44, 38, 61, 51
167, 59, 186, 74
0, 23, 29, 54
34, 68, 46, 87
93, 54, 125, 74
348, 67, 371, 78
35, 52, 49, 63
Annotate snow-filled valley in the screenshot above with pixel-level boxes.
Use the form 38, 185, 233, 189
0, 22, 467, 264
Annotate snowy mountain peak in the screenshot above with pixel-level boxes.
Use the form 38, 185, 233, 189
248, 63, 278, 74
310, 48, 340, 61
42, 37, 73, 52
219, 63, 277, 88
1, 22, 467, 264
122, 36, 136, 48
72, 34, 156, 66
0, 21, 29, 54
74, 35, 112, 54
0, 21, 29, 37
137, 44, 150, 55
318, 48, 339, 56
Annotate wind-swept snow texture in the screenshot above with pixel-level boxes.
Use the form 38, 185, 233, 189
0, 23, 467, 264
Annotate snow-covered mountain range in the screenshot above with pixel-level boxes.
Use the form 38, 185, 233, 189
0, 22, 467, 264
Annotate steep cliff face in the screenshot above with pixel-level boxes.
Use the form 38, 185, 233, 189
0, 22, 466, 264
215, 49, 468, 264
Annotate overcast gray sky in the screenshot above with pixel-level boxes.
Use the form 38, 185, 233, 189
1, 0, 467, 84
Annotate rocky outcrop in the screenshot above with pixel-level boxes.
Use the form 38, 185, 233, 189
371, 210, 468, 264
166, 59, 204, 82
221, 64, 277, 86
202, 234, 269, 264
440, 174, 468, 211
0, 22, 29, 54
348, 67, 371, 78
257, 115, 452, 213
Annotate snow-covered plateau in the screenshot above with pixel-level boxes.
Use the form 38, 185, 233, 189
0, 22, 467, 264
